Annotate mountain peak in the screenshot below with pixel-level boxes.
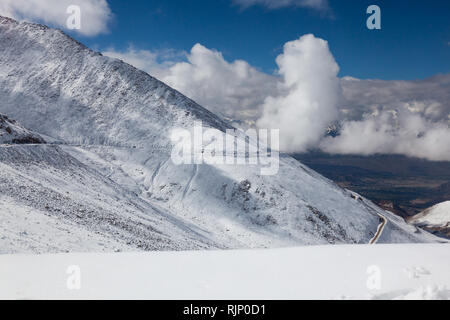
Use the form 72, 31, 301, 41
0, 17, 443, 253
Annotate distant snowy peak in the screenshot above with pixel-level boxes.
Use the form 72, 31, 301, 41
409, 201, 450, 239
0, 114, 45, 144
411, 201, 450, 226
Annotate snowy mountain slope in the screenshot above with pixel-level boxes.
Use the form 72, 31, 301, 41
0, 16, 443, 252
0, 143, 225, 253
0, 196, 130, 254
0, 112, 223, 253
409, 201, 450, 239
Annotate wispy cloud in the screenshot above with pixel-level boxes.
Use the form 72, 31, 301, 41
320, 108, 450, 161
0, 0, 112, 36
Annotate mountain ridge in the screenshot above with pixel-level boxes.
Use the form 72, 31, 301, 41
0, 15, 443, 253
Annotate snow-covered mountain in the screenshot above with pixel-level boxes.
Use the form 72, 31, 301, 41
0, 114, 45, 144
0, 16, 443, 253
409, 201, 450, 239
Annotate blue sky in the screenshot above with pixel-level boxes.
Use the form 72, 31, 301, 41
75, 0, 450, 80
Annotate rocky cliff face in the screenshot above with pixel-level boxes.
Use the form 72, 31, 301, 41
0, 114, 45, 144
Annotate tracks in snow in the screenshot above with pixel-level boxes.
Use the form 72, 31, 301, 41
182, 164, 199, 201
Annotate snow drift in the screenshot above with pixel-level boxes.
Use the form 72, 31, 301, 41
0, 244, 449, 300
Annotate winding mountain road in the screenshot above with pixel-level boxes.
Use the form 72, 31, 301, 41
369, 213, 387, 244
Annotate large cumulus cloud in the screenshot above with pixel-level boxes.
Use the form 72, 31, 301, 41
104, 38, 450, 161
256, 34, 341, 152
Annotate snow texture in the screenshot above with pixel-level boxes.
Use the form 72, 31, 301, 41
0, 244, 448, 300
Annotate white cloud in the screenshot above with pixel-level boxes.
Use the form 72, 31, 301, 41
320, 110, 450, 161
256, 34, 341, 152
322, 75, 450, 160
233, 0, 329, 11
163, 44, 279, 121
340, 75, 450, 123
0, 0, 112, 36
104, 44, 278, 121
103, 40, 450, 161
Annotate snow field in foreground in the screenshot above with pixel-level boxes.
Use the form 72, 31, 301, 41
0, 243, 449, 300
